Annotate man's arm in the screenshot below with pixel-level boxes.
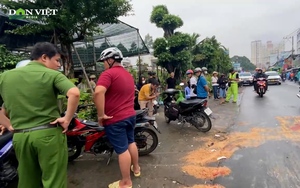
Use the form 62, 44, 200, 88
201, 78, 210, 92
94, 86, 106, 118
94, 72, 111, 118
54, 73, 80, 122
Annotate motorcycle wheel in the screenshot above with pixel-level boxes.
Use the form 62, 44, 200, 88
193, 112, 212, 132
68, 142, 82, 162
135, 128, 158, 156
259, 88, 264, 97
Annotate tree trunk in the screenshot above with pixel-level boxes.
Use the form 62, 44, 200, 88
64, 44, 74, 78
163, 28, 173, 38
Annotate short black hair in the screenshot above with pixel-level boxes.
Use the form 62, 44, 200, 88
229, 68, 234, 73
30, 42, 60, 60
151, 79, 159, 86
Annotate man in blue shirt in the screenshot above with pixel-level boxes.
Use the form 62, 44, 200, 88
194, 67, 210, 99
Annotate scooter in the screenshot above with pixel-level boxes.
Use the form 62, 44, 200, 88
255, 77, 267, 97
0, 131, 18, 187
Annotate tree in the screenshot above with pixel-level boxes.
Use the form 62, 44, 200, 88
231, 56, 256, 71
150, 5, 183, 38
0, 45, 29, 73
1, 0, 132, 77
117, 43, 129, 57
129, 42, 138, 53
151, 5, 192, 80
192, 36, 232, 74
144, 34, 153, 50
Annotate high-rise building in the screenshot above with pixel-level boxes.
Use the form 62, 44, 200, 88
297, 29, 300, 54
251, 40, 285, 68
251, 40, 262, 67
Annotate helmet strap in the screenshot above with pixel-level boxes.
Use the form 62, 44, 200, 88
108, 59, 116, 68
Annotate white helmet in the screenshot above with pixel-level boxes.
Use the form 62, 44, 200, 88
202, 67, 208, 74
16, 60, 31, 68
194, 67, 202, 73
97, 47, 123, 62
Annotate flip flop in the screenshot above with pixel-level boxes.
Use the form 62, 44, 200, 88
108, 180, 132, 188
130, 165, 141, 177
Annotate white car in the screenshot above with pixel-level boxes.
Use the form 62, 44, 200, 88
265, 71, 281, 85
239, 72, 253, 86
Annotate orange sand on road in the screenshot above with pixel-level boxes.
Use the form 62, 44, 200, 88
181, 116, 300, 188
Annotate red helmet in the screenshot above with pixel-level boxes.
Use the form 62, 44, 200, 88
186, 69, 194, 75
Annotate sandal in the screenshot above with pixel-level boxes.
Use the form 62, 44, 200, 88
130, 165, 141, 177
108, 180, 132, 188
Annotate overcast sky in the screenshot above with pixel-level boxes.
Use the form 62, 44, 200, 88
119, 0, 300, 58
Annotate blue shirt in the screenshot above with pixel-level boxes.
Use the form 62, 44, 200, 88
196, 76, 208, 98
185, 86, 190, 99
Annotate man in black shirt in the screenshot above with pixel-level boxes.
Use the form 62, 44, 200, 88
166, 72, 176, 89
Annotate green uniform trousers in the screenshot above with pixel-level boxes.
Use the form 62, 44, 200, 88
225, 83, 238, 102
12, 127, 68, 188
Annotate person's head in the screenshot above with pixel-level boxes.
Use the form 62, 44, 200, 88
220, 73, 225, 78
89, 74, 96, 81
257, 68, 262, 74
186, 69, 194, 78
194, 67, 202, 77
170, 72, 174, 78
202, 67, 208, 75
97, 47, 123, 70
229, 68, 235, 73
142, 76, 145, 81
150, 79, 159, 90
30, 42, 61, 70
212, 71, 218, 77
255, 67, 259, 72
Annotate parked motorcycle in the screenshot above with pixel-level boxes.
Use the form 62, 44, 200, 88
162, 89, 212, 132
255, 78, 267, 97
0, 132, 18, 187
67, 106, 160, 163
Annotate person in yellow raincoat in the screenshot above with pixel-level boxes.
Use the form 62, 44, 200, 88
225, 68, 239, 103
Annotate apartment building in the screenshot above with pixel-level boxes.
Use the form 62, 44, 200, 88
251, 40, 285, 68
297, 29, 300, 54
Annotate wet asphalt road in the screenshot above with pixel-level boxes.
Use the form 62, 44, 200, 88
215, 82, 300, 188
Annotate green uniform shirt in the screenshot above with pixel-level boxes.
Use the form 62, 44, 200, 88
0, 61, 75, 130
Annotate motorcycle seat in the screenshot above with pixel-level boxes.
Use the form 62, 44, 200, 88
0, 132, 13, 149
135, 110, 145, 117
81, 120, 104, 131
179, 99, 205, 108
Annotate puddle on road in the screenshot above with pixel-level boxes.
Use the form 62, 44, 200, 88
181, 116, 300, 187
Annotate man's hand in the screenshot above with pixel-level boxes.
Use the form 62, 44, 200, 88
98, 115, 113, 126
0, 125, 5, 135
50, 117, 71, 133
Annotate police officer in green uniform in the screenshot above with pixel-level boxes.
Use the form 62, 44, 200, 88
0, 42, 80, 188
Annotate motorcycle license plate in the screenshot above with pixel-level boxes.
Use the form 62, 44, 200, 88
204, 108, 212, 116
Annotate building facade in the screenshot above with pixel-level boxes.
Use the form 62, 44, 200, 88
297, 29, 300, 54
251, 40, 285, 68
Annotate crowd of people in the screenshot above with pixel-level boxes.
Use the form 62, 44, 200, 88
184, 67, 240, 104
